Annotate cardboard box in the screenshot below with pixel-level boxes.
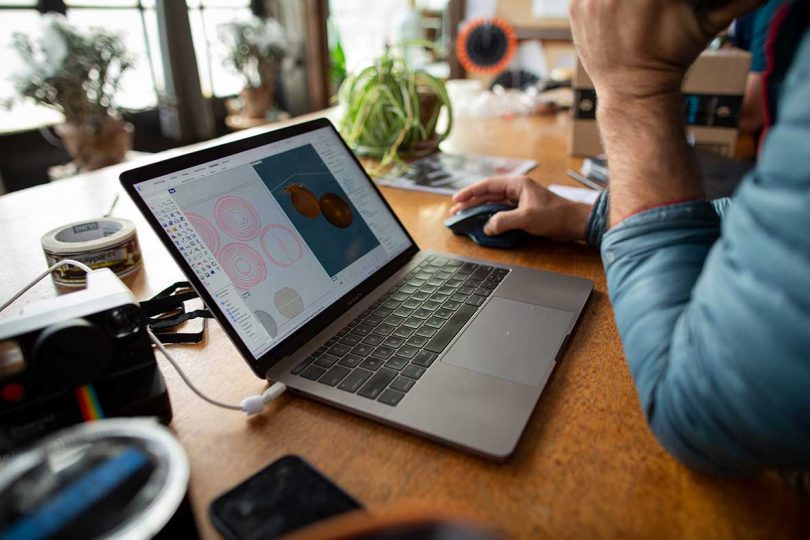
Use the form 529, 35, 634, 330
569, 48, 752, 157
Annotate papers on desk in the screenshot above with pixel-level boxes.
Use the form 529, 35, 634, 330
377, 152, 537, 196
548, 184, 601, 205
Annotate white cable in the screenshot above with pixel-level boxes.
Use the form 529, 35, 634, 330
0, 259, 94, 313
0, 260, 285, 416
147, 328, 286, 415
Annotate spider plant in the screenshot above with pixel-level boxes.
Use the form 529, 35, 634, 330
338, 44, 453, 171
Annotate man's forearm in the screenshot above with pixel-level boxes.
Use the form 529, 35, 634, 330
598, 93, 704, 226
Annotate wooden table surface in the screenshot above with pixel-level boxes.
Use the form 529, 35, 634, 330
1, 112, 807, 539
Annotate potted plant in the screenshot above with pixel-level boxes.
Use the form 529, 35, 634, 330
218, 16, 287, 120
338, 46, 453, 169
9, 14, 134, 171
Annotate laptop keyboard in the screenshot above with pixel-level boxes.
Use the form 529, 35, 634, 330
291, 255, 509, 407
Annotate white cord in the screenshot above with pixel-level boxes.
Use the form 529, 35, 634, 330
147, 328, 286, 415
0, 259, 285, 416
0, 259, 94, 313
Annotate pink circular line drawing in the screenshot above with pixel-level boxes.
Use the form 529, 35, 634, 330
260, 224, 304, 268
185, 211, 220, 255
215, 195, 261, 241
218, 242, 268, 291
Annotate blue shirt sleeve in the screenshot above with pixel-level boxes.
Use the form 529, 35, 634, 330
598, 31, 810, 475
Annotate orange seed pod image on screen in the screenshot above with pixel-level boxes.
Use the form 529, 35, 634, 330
319, 193, 353, 228
284, 184, 320, 218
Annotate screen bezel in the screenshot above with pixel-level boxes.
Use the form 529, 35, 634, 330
120, 117, 419, 378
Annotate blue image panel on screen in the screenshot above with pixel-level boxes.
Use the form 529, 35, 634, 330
253, 144, 380, 277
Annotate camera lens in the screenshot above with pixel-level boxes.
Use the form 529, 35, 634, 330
32, 319, 113, 387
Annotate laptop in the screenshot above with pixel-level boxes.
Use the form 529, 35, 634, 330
120, 118, 592, 459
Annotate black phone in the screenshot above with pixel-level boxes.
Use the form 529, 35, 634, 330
209, 455, 363, 540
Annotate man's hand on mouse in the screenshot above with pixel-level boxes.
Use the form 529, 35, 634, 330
450, 176, 594, 241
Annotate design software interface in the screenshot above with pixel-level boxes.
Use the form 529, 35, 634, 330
135, 127, 412, 359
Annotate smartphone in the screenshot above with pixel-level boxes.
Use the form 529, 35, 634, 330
209, 455, 363, 540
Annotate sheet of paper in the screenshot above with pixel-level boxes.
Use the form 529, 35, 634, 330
465, 0, 497, 20
532, 0, 569, 18
548, 184, 600, 205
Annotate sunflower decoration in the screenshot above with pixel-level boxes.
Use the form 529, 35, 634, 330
456, 18, 518, 75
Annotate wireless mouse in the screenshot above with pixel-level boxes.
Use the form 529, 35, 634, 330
444, 203, 527, 249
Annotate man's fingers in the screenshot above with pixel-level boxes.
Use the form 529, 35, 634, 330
483, 208, 526, 236
450, 193, 513, 214
452, 176, 526, 203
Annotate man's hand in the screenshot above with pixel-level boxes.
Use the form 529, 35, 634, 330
450, 176, 594, 241
569, 0, 764, 102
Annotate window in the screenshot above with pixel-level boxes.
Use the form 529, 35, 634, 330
1, 0, 259, 132
329, 0, 450, 73
64, 0, 163, 110
187, 0, 252, 98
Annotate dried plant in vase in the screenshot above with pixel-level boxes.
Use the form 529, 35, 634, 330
218, 16, 287, 119
8, 13, 135, 171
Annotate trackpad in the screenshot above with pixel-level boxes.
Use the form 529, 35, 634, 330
442, 297, 574, 387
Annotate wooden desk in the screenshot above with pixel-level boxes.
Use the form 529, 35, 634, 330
1, 113, 807, 539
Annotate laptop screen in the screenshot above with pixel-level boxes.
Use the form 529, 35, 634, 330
130, 125, 412, 360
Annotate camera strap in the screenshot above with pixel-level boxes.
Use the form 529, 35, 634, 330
141, 282, 213, 344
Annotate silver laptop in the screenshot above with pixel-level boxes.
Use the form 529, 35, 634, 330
121, 118, 592, 459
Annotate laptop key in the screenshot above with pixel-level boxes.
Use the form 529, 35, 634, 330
476, 287, 494, 297
390, 292, 409, 302
384, 357, 409, 370
378, 389, 405, 406
301, 365, 327, 380
393, 307, 414, 318
421, 300, 441, 311
360, 357, 384, 371
403, 317, 423, 329
411, 291, 429, 301
363, 315, 385, 327
363, 334, 385, 346
442, 300, 462, 311
320, 365, 351, 387
340, 334, 361, 347
424, 317, 445, 329
372, 323, 396, 336
412, 350, 438, 368
402, 299, 421, 310
412, 308, 432, 319
406, 335, 429, 348
425, 304, 477, 354
383, 315, 406, 326
371, 346, 396, 359
450, 293, 469, 303
351, 343, 375, 357
402, 364, 426, 379
435, 308, 453, 319
314, 354, 340, 368
373, 307, 393, 318
465, 295, 487, 307
383, 335, 405, 348
395, 345, 419, 359
391, 376, 415, 392
358, 368, 398, 399
291, 357, 315, 375
350, 325, 373, 337
339, 353, 364, 368
458, 286, 475, 295
392, 326, 415, 338
338, 368, 373, 393
382, 300, 401, 310
327, 344, 351, 357
415, 326, 437, 338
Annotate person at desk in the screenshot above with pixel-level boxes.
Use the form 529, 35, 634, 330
451, 0, 810, 476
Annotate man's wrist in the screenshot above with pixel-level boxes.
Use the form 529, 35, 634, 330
597, 90, 683, 125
